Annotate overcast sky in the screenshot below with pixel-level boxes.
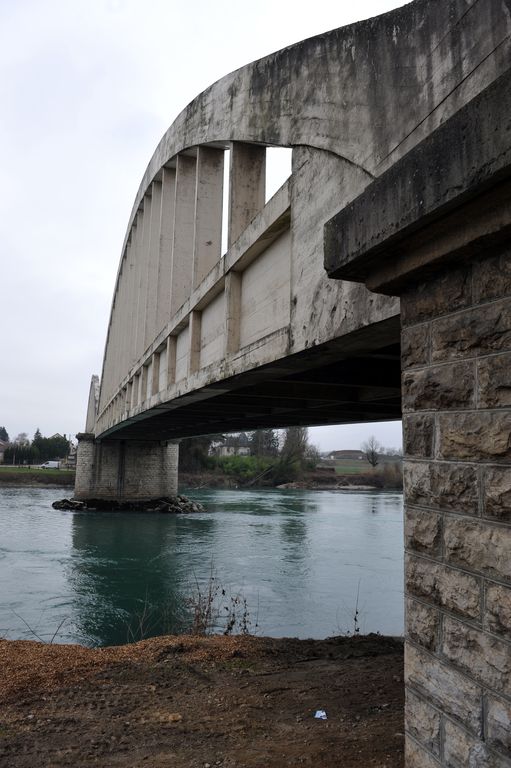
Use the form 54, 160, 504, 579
0, 0, 405, 452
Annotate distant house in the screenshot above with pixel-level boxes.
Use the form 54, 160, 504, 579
211, 433, 251, 457
327, 449, 365, 461
0, 440, 8, 464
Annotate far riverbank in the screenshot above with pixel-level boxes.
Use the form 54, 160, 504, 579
180, 468, 402, 491
0, 467, 75, 487
0, 466, 402, 491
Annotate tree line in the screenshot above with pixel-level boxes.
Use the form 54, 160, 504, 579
1, 427, 71, 465
179, 427, 319, 483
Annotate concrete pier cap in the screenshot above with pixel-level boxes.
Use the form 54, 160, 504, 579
325, 69, 511, 768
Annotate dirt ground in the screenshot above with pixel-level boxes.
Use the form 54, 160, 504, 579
0, 633, 404, 768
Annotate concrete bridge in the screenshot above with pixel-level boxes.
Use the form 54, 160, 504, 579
76, 0, 511, 765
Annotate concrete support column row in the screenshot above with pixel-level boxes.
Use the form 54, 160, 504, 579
102, 141, 268, 418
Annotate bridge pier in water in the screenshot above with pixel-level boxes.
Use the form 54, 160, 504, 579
326, 72, 511, 767
75, 434, 179, 501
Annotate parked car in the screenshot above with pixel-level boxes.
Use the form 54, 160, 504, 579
40, 461, 60, 469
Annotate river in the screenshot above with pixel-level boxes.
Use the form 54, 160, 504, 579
0, 486, 404, 646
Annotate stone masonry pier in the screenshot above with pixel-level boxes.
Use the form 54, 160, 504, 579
325, 66, 511, 768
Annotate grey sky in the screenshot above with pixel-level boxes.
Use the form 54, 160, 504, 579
0, 0, 405, 451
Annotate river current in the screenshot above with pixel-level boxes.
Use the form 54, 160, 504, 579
0, 486, 404, 646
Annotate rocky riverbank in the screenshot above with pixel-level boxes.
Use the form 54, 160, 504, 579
0, 633, 404, 767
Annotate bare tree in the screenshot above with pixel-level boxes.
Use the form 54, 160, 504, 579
361, 436, 381, 468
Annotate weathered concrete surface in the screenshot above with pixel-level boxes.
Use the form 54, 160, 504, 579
91, 0, 510, 445
324, 68, 511, 291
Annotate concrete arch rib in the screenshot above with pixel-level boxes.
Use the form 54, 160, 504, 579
121, 0, 510, 254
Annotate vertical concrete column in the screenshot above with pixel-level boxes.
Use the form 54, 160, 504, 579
151, 351, 161, 397
228, 143, 265, 247
129, 212, 144, 368
171, 154, 196, 315
157, 167, 176, 332
138, 369, 145, 405
144, 180, 163, 348
193, 146, 223, 288
125, 380, 132, 412
401, 252, 511, 767
130, 373, 139, 410
121, 249, 133, 383
166, 335, 177, 386
126, 222, 139, 369
113, 264, 126, 387
224, 271, 241, 355
135, 195, 152, 360
188, 309, 202, 374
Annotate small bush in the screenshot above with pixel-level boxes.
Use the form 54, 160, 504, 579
186, 566, 256, 636
210, 455, 272, 480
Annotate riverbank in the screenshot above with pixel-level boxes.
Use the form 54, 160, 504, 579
0, 467, 75, 486
179, 469, 402, 491
0, 633, 404, 767
0, 467, 401, 492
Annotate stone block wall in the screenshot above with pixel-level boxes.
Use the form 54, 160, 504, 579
401, 248, 511, 767
74, 435, 179, 500
74, 433, 95, 499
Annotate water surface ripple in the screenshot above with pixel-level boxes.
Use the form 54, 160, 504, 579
0, 486, 403, 646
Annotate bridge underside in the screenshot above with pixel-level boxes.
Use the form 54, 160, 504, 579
99, 317, 401, 441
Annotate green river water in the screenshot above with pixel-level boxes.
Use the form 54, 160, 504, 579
0, 486, 403, 646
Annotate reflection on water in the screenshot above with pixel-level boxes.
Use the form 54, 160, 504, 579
0, 487, 404, 646
68, 514, 187, 645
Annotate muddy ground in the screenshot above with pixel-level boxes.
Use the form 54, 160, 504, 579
0, 633, 404, 767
